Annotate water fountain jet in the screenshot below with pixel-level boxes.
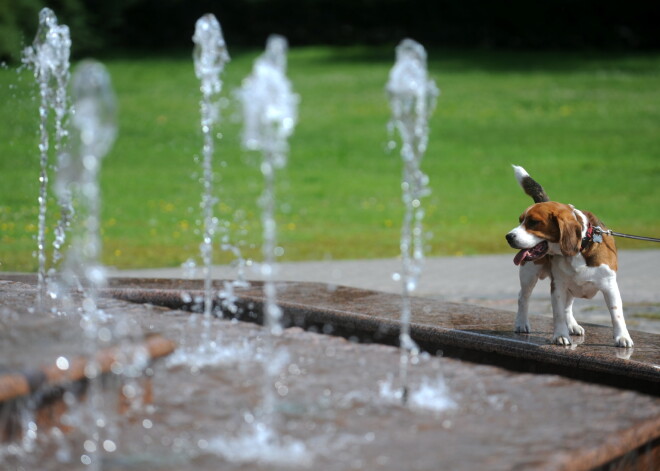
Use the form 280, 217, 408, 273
235, 33, 304, 458
56, 60, 117, 318
386, 39, 439, 402
22, 7, 71, 306
239, 34, 298, 337
192, 13, 230, 320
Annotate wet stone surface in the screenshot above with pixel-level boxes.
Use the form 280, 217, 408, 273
0, 278, 659, 470
103, 277, 660, 394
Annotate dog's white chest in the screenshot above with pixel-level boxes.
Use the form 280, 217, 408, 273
552, 256, 609, 299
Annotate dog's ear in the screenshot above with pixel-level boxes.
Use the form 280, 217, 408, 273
557, 212, 582, 256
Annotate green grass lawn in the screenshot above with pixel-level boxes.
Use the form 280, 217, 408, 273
1, 47, 659, 271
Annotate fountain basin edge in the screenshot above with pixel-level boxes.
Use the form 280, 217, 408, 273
101, 277, 660, 470
101, 277, 660, 397
0, 332, 175, 442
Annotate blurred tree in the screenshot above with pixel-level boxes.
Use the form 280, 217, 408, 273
45, 0, 140, 55
1, 0, 658, 63
116, 0, 660, 51
0, 0, 42, 62
0, 0, 138, 63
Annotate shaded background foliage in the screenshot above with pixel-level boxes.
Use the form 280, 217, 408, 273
2, 0, 659, 62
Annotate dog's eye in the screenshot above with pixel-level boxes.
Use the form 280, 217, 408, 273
527, 219, 539, 228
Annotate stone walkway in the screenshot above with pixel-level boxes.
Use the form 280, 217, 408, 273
108, 249, 660, 334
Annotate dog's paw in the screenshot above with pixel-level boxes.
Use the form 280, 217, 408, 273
514, 314, 530, 334
568, 322, 585, 336
614, 335, 634, 348
552, 334, 572, 346
514, 322, 531, 334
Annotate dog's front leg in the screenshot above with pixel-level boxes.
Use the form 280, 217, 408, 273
600, 277, 634, 348
515, 262, 540, 333
550, 278, 572, 345
565, 296, 585, 336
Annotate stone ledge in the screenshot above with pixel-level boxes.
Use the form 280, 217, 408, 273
103, 277, 660, 396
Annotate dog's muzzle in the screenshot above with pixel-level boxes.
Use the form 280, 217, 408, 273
505, 232, 519, 248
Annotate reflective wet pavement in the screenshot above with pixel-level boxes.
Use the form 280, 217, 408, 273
1, 275, 659, 470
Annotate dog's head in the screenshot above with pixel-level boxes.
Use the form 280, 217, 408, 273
506, 202, 583, 266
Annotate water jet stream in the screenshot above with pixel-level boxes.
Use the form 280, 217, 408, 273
239, 35, 298, 337
192, 14, 230, 321
239, 33, 298, 436
57, 60, 117, 316
386, 39, 439, 403
22, 8, 71, 306
65, 61, 118, 469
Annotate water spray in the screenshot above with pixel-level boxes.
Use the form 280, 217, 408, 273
239, 33, 298, 435
386, 39, 439, 404
22, 8, 71, 305
239, 35, 298, 337
192, 13, 230, 320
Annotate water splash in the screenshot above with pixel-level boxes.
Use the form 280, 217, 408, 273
57, 60, 117, 318
379, 374, 455, 413
239, 35, 298, 336
49, 21, 73, 271
238, 33, 299, 452
166, 337, 253, 371
221, 243, 247, 281
205, 421, 313, 467
22, 8, 71, 305
386, 39, 439, 403
52, 60, 119, 470
192, 14, 230, 320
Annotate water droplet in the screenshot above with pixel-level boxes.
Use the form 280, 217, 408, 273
97, 327, 111, 342
261, 264, 273, 277
103, 440, 117, 453
84, 363, 99, 379
56, 356, 69, 370
122, 384, 137, 398
83, 440, 96, 453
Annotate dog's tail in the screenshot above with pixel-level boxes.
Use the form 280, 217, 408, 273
512, 165, 550, 203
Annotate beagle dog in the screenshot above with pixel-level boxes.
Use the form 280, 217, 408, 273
505, 165, 633, 348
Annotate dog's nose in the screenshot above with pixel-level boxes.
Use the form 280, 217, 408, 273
506, 233, 516, 245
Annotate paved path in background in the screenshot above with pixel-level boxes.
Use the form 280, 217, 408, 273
109, 249, 660, 334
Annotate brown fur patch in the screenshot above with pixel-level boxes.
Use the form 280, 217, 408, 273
580, 211, 618, 270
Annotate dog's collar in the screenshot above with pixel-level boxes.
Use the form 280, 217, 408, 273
581, 224, 594, 251
581, 223, 605, 251
573, 208, 596, 252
